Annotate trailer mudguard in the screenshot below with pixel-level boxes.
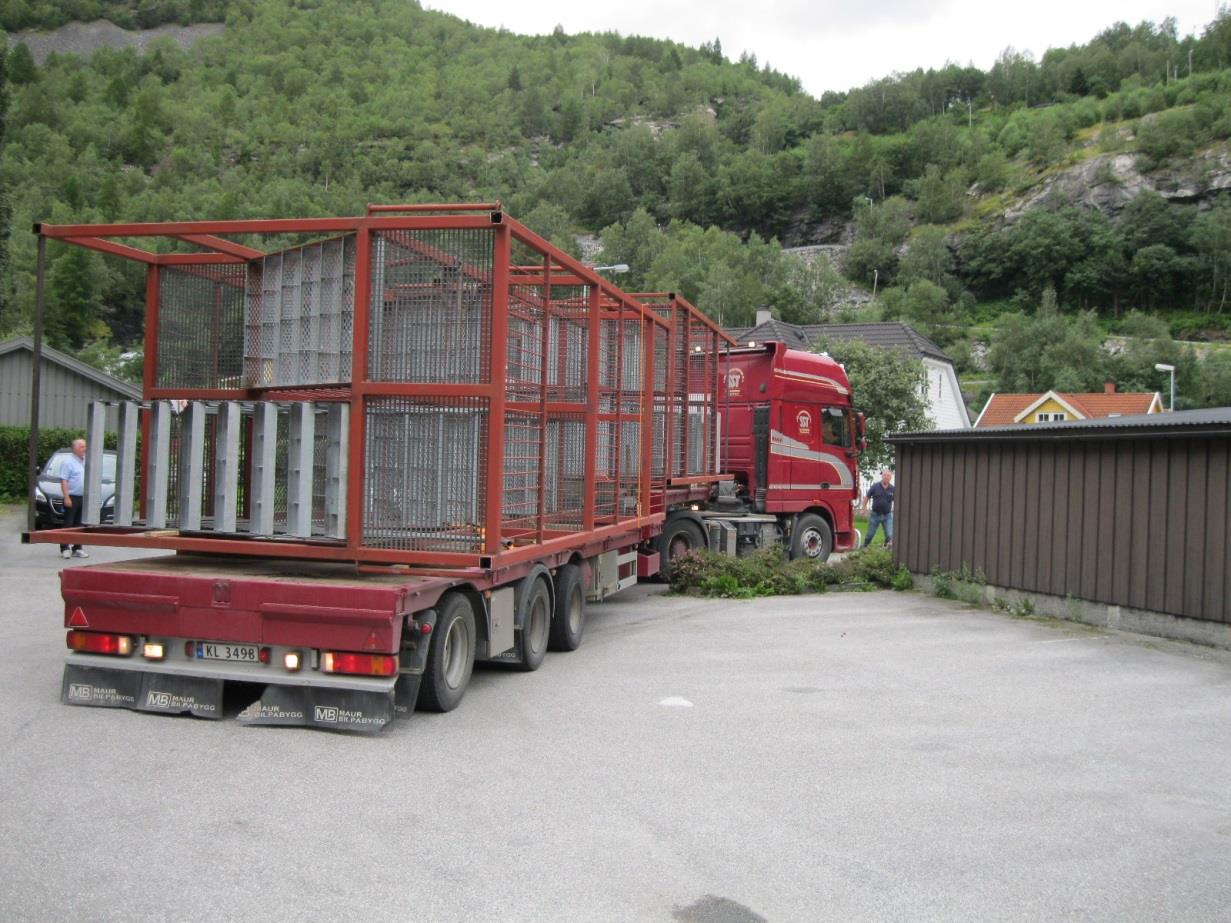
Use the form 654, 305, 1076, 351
237, 684, 393, 734
63, 664, 223, 719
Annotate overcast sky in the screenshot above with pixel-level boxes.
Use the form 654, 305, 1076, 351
425, 1, 1221, 96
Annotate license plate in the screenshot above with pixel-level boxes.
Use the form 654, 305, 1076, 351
196, 642, 259, 663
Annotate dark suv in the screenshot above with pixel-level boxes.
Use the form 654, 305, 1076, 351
34, 449, 117, 529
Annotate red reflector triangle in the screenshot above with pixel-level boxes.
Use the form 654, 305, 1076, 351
68, 606, 89, 628
363, 629, 379, 650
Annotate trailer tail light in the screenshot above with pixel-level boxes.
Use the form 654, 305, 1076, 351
67, 631, 134, 657
320, 651, 398, 677
142, 642, 165, 661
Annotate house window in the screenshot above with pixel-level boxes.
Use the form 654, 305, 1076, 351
1036, 412, 1066, 422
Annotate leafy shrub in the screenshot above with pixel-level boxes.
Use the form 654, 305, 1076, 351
669, 544, 907, 598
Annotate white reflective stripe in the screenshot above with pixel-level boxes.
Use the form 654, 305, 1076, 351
767, 432, 855, 490
768, 484, 851, 491
773, 369, 849, 395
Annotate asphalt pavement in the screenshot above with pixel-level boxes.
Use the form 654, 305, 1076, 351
1, 507, 1229, 922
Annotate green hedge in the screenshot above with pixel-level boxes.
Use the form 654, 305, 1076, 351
0, 425, 118, 502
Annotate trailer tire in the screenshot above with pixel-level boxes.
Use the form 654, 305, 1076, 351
418, 593, 476, 713
515, 576, 552, 671
548, 564, 586, 652
656, 518, 705, 581
790, 513, 833, 562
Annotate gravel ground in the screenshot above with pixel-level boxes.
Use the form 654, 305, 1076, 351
1, 507, 1229, 922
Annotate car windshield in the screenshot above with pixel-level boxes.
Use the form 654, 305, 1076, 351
43, 451, 117, 480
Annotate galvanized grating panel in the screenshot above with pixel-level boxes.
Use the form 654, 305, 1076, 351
363, 396, 489, 552
244, 236, 356, 388
156, 265, 246, 389
367, 229, 493, 384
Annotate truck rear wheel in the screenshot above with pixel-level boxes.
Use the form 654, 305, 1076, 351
515, 576, 552, 671
418, 593, 476, 713
656, 518, 705, 581
548, 563, 586, 652
790, 513, 833, 562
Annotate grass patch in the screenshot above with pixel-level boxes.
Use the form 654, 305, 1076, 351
668, 546, 912, 598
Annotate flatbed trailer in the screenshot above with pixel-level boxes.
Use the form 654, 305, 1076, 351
26, 204, 860, 733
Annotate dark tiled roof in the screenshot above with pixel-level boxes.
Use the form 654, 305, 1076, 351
891, 407, 1231, 443
725, 320, 952, 363
0, 336, 142, 399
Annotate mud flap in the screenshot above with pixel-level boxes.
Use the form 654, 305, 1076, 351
62, 665, 223, 719
236, 684, 394, 734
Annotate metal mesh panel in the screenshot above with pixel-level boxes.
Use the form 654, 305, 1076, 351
545, 414, 586, 531
367, 229, 493, 383
506, 290, 544, 404
156, 266, 246, 389
245, 236, 356, 388
502, 410, 541, 534
363, 397, 488, 552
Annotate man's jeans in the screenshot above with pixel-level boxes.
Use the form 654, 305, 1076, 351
864, 511, 893, 546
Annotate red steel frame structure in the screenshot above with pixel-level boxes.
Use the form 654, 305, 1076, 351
29, 206, 732, 572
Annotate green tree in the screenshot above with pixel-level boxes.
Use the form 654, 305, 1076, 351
911, 164, 965, 224
986, 290, 1108, 392
814, 337, 930, 477
46, 247, 105, 349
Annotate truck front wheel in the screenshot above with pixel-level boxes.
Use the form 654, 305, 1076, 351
790, 513, 833, 562
418, 593, 476, 713
656, 518, 705, 581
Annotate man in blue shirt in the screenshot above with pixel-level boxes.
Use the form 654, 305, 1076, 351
862, 468, 895, 548
58, 438, 88, 559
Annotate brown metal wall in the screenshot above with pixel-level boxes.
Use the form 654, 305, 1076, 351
895, 435, 1231, 625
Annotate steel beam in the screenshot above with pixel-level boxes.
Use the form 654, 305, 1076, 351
177, 402, 206, 530
83, 402, 106, 525
250, 403, 278, 536
115, 402, 139, 527
287, 402, 315, 538
324, 403, 349, 540
145, 402, 172, 529
213, 402, 241, 532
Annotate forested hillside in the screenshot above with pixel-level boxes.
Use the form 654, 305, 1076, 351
3, 0, 1231, 410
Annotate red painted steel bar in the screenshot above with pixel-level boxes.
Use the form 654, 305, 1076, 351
346, 227, 374, 555
583, 285, 600, 532
484, 223, 511, 555
173, 234, 265, 259
366, 202, 501, 214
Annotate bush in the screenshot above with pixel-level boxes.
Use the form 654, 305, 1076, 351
668, 545, 910, 598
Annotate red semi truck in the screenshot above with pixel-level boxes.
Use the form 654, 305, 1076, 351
27, 205, 862, 732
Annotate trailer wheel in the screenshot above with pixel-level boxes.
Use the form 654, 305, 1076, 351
548, 563, 586, 652
656, 518, 705, 581
790, 513, 833, 562
515, 576, 552, 671
418, 593, 476, 713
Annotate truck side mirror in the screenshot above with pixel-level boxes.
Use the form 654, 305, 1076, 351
856, 412, 867, 451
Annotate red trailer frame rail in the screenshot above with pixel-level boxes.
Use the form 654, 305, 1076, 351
27, 207, 732, 571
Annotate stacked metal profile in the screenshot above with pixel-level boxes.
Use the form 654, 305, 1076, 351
40, 207, 730, 567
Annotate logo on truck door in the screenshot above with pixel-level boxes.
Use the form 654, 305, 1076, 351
726, 368, 744, 395
796, 409, 812, 435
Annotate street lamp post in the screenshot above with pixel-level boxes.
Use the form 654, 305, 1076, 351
591, 263, 629, 274
1154, 363, 1175, 412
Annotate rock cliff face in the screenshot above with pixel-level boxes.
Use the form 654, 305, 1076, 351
6, 20, 224, 63
1002, 145, 1231, 225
